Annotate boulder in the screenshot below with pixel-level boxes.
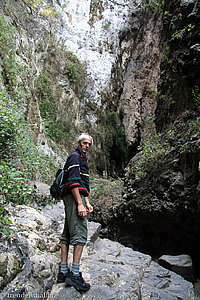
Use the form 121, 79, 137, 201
158, 254, 195, 282
0, 253, 8, 278
32, 181, 51, 197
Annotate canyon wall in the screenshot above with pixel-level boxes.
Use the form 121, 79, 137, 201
109, 0, 200, 276
0, 0, 164, 174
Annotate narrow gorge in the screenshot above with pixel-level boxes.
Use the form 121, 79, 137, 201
0, 0, 199, 299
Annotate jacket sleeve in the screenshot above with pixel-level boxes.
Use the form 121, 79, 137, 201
66, 153, 81, 190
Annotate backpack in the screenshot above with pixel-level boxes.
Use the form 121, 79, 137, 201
50, 168, 66, 200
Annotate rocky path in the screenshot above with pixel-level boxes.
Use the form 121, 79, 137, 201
49, 222, 194, 300
0, 201, 195, 299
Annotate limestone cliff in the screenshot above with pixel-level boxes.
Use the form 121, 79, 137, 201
108, 12, 164, 155
0, 0, 83, 157
0, 0, 165, 174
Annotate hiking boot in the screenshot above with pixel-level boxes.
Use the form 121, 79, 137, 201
57, 270, 69, 283
65, 271, 90, 291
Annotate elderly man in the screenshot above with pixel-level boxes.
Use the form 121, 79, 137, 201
57, 133, 93, 291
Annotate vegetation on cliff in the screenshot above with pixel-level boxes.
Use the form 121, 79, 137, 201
0, 5, 86, 233
0, 0, 127, 234
0, 15, 58, 233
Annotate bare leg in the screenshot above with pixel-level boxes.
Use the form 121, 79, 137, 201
61, 243, 69, 262
73, 245, 84, 264
66, 245, 90, 290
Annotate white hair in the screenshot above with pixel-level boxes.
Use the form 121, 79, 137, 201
78, 133, 93, 145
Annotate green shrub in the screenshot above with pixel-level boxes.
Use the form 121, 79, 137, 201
135, 132, 171, 177
23, 0, 60, 26
172, 24, 195, 38
35, 70, 73, 144
0, 14, 21, 89
65, 51, 87, 94
192, 86, 200, 111
187, 117, 200, 136
16, 125, 59, 184
0, 87, 58, 208
0, 85, 59, 195
0, 161, 35, 205
142, 0, 165, 15
0, 207, 13, 236
90, 179, 123, 202
0, 89, 19, 154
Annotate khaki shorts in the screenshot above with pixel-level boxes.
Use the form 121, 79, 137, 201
60, 194, 88, 246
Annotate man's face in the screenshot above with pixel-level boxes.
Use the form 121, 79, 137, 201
78, 137, 92, 154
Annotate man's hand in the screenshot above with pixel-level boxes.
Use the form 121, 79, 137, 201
77, 203, 87, 218
72, 188, 87, 219
86, 202, 93, 213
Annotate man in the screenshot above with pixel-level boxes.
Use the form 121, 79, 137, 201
57, 133, 93, 292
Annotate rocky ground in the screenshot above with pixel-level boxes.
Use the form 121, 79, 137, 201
0, 198, 196, 300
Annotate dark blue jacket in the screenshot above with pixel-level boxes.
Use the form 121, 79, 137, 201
64, 147, 90, 197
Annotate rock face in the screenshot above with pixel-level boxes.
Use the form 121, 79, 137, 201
54, 0, 133, 106
118, 15, 163, 149
88, 178, 124, 226
115, 138, 200, 275
0, 202, 194, 299
0, 203, 62, 297
53, 0, 165, 159
156, 0, 200, 132
112, 0, 200, 279
1, 0, 163, 173
0, 0, 82, 155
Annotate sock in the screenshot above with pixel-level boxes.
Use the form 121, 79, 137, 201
71, 262, 80, 276
61, 262, 68, 275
